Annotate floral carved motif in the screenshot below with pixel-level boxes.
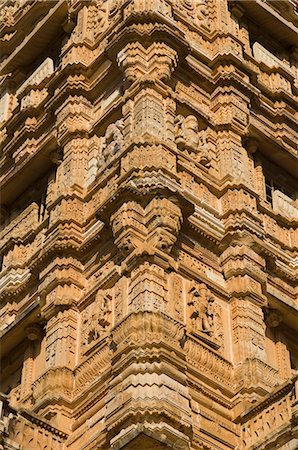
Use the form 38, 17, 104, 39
175, 0, 209, 27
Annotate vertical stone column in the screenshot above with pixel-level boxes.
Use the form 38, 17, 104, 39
122, 85, 176, 146
45, 308, 78, 370
101, 33, 193, 449
216, 132, 253, 189
245, 138, 267, 199
275, 328, 292, 381
20, 324, 42, 400
55, 95, 92, 197
60, 137, 89, 195
221, 242, 278, 400
128, 262, 167, 313
34, 259, 83, 427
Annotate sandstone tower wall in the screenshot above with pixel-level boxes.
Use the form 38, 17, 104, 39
0, 1, 297, 449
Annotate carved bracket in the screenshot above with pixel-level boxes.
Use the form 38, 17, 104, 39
110, 197, 182, 255
117, 41, 178, 83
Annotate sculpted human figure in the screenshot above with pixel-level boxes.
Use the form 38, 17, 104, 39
199, 284, 214, 335
175, 114, 199, 152
97, 292, 111, 328
188, 284, 215, 336
84, 292, 112, 345
198, 129, 211, 166
188, 285, 201, 330
102, 119, 124, 161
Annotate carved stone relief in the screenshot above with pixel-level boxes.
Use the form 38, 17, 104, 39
1, 0, 297, 448
167, 273, 185, 322
110, 197, 183, 255
117, 42, 178, 83
187, 283, 215, 337
175, 114, 211, 166
175, 0, 210, 28
128, 263, 167, 313
98, 119, 124, 166
81, 290, 112, 349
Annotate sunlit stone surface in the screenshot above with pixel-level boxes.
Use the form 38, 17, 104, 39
0, 1, 297, 449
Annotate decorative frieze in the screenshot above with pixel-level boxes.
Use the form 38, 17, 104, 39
185, 336, 234, 389
9, 411, 67, 450
74, 345, 110, 395
111, 311, 185, 352
17, 58, 54, 96
124, 0, 173, 18
45, 309, 78, 370
128, 263, 167, 313
121, 144, 176, 175
56, 97, 92, 145
124, 87, 176, 144
167, 272, 185, 322
241, 387, 292, 448
174, 0, 210, 29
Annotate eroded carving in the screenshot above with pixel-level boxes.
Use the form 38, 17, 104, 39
117, 42, 178, 82
187, 283, 215, 337
110, 197, 182, 255
81, 291, 112, 348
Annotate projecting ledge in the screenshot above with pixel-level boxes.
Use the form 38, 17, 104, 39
0, 299, 41, 359
230, 0, 298, 47
0, 0, 68, 75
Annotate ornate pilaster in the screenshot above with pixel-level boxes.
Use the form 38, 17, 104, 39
221, 241, 278, 401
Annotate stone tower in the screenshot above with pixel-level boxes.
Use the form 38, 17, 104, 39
0, 1, 297, 449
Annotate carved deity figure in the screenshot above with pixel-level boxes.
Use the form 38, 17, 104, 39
198, 129, 211, 166
102, 119, 124, 162
188, 283, 214, 336
83, 292, 112, 346
175, 114, 199, 152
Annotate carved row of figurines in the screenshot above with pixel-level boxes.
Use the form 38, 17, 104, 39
81, 282, 221, 349
96, 114, 211, 168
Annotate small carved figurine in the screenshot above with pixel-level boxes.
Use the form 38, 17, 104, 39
83, 292, 112, 346
175, 114, 199, 152
188, 283, 215, 336
102, 119, 124, 162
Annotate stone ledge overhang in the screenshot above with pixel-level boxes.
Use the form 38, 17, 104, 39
238, 375, 297, 422
0, 133, 57, 206
105, 18, 190, 64
267, 284, 298, 332
0, 1, 55, 56
0, 0, 68, 75
247, 121, 298, 179
0, 299, 40, 359
0, 394, 68, 445
230, 0, 298, 47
